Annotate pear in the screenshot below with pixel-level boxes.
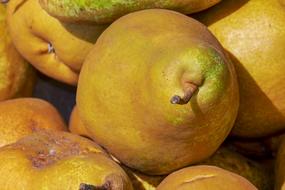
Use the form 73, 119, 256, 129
194, 0, 285, 138
156, 165, 257, 190
201, 146, 273, 190
0, 129, 133, 190
0, 3, 35, 100
77, 9, 239, 175
6, 0, 107, 85
0, 98, 67, 147
69, 111, 271, 189
39, 0, 221, 24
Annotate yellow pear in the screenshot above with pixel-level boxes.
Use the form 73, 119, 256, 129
0, 98, 67, 147
194, 0, 285, 137
0, 3, 35, 100
157, 165, 257, 190
6, 0, 106, 85
201, 146, 273, 190
0, 129, 133, 190
77, 9, 239, 175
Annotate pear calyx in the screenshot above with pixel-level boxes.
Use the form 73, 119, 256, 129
79, 174, 124, 190
170, 83, 198, 105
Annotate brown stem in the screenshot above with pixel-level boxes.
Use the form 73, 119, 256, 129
170, 83, 198, 105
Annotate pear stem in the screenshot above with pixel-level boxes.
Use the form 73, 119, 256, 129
170, 83, 198, 105
1, 0, 9, 4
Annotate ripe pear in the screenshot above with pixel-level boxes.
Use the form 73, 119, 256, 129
6, 0, 107, 85
77, 9, 239, 175
0, 98, 67, 147
39, 0, 221, 24
0, 3, 35, 100
69, 110, 271, 189
201, 146, 273, 190
194, 0, 285, 138
156, 165, 257, 190
0, 129, 133, 190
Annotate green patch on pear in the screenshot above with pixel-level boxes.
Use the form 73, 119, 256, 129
39, 0, 221, 23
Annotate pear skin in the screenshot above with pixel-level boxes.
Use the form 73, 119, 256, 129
6, 0, 107, 85
0, 98, 67, 147
69, 105, 89, 137
0, 3, 35, 100
0, 129, 133, 190
39, 0, 221, 24
156, 165, 257, 190
201, 147, 273, 190
194, 0, 285, 138
77, 9, 239, 175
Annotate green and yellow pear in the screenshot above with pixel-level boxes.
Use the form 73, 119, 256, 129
39, 0, 221, 24
194, 0, 285, 138
157, 165, 258, 190
77, 9, 239, 175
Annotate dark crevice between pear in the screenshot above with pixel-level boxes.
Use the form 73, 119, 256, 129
79, 174, 124, 190
170, 83, 198, 105
12, 0, 28, 14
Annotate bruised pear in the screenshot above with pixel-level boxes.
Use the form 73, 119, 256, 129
0, 129, 133, 190
194, 0, 285, 137
6, 0, 107, 85
0, 3, 35, 100
157, 165, 257, 190
77, 9, 239, 175
39, 0, 221, 24
0, 98, 67, 147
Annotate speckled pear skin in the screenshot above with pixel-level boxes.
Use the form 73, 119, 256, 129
0, 129, 134, 190
77, 9, 239, 175
39, 0, 221, 24
194, 0, 285, 138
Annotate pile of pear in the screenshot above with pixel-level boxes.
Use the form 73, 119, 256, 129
0, 0, 285, 189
